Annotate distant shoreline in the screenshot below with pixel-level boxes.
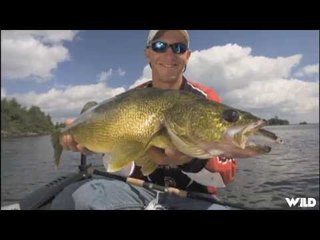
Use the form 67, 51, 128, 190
290, 122, 319, 125
267, 123, 319, 126
1, 130, 51, 138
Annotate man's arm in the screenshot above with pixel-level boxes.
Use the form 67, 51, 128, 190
179, 156, 237, 189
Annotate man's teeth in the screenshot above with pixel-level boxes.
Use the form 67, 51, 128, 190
162, 64, 176, 67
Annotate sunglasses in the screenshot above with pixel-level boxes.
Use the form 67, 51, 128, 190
149, 41, 188, 54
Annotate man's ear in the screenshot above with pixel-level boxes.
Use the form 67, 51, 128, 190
186, 49, 191, 60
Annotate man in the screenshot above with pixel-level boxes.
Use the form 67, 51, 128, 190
52, 30, 237, 210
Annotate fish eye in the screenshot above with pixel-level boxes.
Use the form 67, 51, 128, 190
223, 109, 239, 123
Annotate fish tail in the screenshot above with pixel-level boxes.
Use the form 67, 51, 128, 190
51, 130, 63, 167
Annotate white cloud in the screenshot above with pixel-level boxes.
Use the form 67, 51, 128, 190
98, 69, 113, 82
8, 83, 125, 123
117, 67, 126, 76
2, 30, 78, 43
1, 30, 79, 82
294, 64, 319, 77
129, 65, 152, 89
223, 78, 319, 123
185, 44, 302, 93
98, 67, 126, 82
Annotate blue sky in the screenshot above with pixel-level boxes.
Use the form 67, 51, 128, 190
1, 30, 319, 124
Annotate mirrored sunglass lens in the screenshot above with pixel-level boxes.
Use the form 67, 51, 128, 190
172, 43, 187, 53
152, 41, 167, 52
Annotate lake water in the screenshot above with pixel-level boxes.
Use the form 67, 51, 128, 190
1, 124, 319, 210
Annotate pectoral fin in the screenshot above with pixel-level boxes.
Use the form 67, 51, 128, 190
145, 127, 175, 150
134, 128, 174, 176
135, 154, 158, 176
107, 142, 144, 173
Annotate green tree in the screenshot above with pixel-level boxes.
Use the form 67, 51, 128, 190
1, 98, 55, 137
268, 116, 289, 125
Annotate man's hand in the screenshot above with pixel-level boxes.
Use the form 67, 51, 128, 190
147, 147, 193, 166
61, 119, 93, 155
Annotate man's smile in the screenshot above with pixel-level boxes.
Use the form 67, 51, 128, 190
159, 63, 178, 68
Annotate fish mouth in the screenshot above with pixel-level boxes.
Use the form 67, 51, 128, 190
228, 119, 284, 154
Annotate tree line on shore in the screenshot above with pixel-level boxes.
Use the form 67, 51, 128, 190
1, 98, 60, 137
266, 116, 290, 125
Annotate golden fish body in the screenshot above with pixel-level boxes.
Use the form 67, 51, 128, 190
52, 87, 282, 176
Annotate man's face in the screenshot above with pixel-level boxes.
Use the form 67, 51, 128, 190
145, 31, 191, 83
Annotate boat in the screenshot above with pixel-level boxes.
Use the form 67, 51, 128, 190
1, 154, 243, 210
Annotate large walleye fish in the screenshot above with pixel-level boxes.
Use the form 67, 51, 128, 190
52, 87, 283, 176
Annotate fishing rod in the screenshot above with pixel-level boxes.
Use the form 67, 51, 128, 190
85, 165, 248, 210
13, 155, 245, 210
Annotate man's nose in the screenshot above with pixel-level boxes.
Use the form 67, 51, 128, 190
164, 46, 176, 55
